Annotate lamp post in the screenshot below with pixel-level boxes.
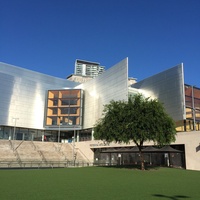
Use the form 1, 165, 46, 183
118, 154, 121, 165
58, 118, 62, 143
13, 117, 19, 140
72, 128, 76, 166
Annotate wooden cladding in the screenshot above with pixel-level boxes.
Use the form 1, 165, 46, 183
46, 89, 82, 126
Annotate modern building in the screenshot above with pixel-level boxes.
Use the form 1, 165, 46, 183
74, 59, 105, 78
0, 58, 200, 170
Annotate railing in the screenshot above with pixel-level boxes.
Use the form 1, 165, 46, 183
31, 141, 37, 150
53, 143, 68, 160
38, 151, 47, 163
14, 150, 21, 163
8, 140, 14, 151
0, 141, 91, 168
75, 148, 91, 163
14, 140, 24, 150
0, 161, 93, 169
9, 140, 22, 165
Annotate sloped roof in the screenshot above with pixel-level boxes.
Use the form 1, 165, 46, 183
158, 145, 183, 153
101, 145, 183, 153
142, 146, 158, 152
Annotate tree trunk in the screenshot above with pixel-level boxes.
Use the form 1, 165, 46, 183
139, 150, 145, 170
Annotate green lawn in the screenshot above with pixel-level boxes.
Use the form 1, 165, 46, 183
0, 167, 200, 200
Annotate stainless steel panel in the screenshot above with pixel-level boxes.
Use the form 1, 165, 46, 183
131, 64, 185, 121
0, 62, 79, 129
76, 58, 129, 129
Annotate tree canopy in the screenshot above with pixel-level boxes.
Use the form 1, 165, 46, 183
94, 94, 177, 170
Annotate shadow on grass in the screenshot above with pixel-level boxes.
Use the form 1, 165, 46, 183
153, 194, 190, 200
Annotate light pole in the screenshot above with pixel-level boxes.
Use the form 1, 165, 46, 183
72, 128, 76, 166
118, 154, 121, 165
13, 117, 19, 140
58, 118, 62, 143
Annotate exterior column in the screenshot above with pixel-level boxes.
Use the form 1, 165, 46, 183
91, 129, 94, 141
42, 132, 44, 142
77, 130, 79, 142
9, 128, 12, 140
72, 130, 76, 165
73, 129, 76, 142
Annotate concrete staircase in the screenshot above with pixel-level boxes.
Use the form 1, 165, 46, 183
0, 140, 89, 168
0, 140, 17, 161
14, 141, 42, 162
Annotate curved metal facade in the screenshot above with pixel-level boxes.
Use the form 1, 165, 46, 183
77, 58, 129, 129
0, 60, 185, 131
0, 62, 79, 129
131, 64, 185, 121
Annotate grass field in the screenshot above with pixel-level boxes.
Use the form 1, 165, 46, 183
0, 167, 200, 200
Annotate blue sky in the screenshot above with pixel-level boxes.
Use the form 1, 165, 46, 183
1, 0, 200, 85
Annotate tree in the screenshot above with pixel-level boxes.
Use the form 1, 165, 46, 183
94, 94, 176, 170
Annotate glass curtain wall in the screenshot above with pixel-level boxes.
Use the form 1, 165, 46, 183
184, 85, 200, 131
0, 126, 55, 141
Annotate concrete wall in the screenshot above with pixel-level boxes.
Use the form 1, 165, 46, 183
76, 131, 200, 171
173, 131, 200, 171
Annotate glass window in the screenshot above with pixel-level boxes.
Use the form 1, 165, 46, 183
60, 90, 70, 98
70, 108, 78, 114
30, 129, 37, 138
52, 117, 57, 125
52, 108, 57, 114
61, 99, 78, 106
60, 108, 78, 114
62, 116, 78, 125
62, 116, 73, 125
195, 110, 200, 121
70, 99, 78, 105
18, 128, 30, 141
195, 98, 200, 109
35, 130, 43, 141
53, 100, 58, 106
69, 116, 79, 125
61, 108, 70, 114
46, 117, 57, 125
0, 126, 10, 140
0, 127, 4, 139
186, 107, 193, 119
185, 96, 192, 107
46, 89, 82, 126
61, 99, 70, 105
44, 130, 57, 142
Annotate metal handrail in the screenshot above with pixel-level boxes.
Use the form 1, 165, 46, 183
0, 160, 93, 169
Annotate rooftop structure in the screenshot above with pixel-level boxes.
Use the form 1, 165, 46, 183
74, 59, 105, 78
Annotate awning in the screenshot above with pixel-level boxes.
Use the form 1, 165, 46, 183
101, 145, 183, 153
157, 145, 183, 153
